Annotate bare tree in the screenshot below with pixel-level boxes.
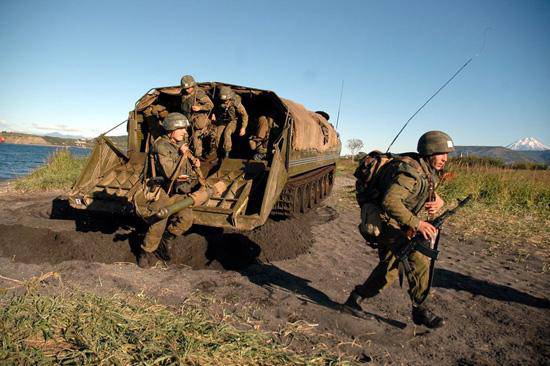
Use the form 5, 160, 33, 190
346, 139, 364, 161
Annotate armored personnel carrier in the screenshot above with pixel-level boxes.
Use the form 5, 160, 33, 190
68, 82, 341, 230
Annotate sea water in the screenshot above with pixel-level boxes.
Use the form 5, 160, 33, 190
0, 143, 90, 180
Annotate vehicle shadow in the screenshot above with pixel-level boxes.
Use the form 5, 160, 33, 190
434, 267, 550, 309
50, 196, 136, 235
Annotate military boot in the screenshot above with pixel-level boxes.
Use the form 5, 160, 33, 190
412, 305, 444, 329
341, 291, 364, 316
138, 250, 159, 269
157, 232, 176, 261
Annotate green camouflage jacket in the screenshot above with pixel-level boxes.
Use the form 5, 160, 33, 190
153, 136, 196, 183
181, 88, 214, 118
214, 95, 249, 130
380, 155, 438, 230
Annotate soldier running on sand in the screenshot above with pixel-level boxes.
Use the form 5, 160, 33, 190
180, 75, 214, 158
211, 86, 248, 158
344, 131, 455, 329
137, 113, 203, 268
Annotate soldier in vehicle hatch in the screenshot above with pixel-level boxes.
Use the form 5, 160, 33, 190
343, 131, 455, 329
248, 115, 275, 161
211, 86, 249, 158
136, 112, 203, 268
180, 75, 214, 158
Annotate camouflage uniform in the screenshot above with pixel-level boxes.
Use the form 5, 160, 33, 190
248, 115, 273, 156
353, 155, 438, 305
213, 94, 248, 155
141, 135, 199, 253
181, 88, 214, 157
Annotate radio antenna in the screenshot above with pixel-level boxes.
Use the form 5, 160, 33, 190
336, 79, 344, 130
385, 58, 472, 153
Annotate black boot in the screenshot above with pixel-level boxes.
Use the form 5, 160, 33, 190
341, 291, 364, 316
138, 250, 159, 269
412, 305, 444, 329
157, 232, 176, 261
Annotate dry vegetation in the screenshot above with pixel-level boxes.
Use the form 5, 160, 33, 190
14, 150, 88, 191
0, 275, 352, 365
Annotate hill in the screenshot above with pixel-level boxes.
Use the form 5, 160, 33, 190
0, 132, 127, 151
451, 146, 550, 165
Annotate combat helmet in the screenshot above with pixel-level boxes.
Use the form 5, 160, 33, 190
162, 112, 190, 131
219, 86, 233, 101
417, 131, 454, 156
180, 75, 196, 89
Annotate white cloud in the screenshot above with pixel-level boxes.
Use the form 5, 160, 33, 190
31, 123, 86, 133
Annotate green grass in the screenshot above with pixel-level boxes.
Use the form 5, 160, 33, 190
14, 150, 88, 191
440, 162, 550, 215
0, 291, 351, 365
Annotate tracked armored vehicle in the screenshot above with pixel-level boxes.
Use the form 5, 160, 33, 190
68, 82, 341, 230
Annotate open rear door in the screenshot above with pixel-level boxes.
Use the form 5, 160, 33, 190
68, 136, 142, 214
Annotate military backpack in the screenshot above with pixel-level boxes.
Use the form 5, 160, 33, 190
354, 150, 428, 245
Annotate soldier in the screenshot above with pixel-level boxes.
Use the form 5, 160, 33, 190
180, 75, 214, 158
344, 131, 454, 328
138, 112, 203, 268
212, 86, 249, 158
248, 115, 275, 160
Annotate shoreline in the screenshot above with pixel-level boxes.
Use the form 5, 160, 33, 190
0, 142, 92, 149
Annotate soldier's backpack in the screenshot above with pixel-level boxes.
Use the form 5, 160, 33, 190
353, 151, 427, 246
353, 150, 395, 206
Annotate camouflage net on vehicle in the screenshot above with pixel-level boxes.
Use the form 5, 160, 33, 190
282, 99, 340, 152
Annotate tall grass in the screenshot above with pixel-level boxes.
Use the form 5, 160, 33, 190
440, 161, 550, 215
0, 291, 349, 365
14, 149, 87, 191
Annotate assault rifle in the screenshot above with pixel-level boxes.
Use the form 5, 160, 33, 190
396, 194, 473, 304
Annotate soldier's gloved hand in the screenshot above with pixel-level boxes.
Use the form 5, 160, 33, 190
179, 143, 190, 155
425, 194, 444, 215
417, 221, 438, 240
239, 127, 246, 136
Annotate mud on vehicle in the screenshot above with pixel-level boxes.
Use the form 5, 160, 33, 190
68, 82, 341, 230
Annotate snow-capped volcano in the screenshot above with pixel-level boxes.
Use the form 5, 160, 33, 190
506, 137, 549, 151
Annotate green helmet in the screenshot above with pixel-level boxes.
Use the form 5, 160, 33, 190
219, 86, 233, 101
162, 112, 189, 131
180, 75, 196, 89
417, 131, 455, 155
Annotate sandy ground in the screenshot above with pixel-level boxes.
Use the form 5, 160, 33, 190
0, 176, 548, 365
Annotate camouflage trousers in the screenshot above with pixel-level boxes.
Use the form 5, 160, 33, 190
213, 120, 238, 154
354, 226, 430, 305
248, 116, 269, 154
190, 114, 210, 157
141, 194, 194, 253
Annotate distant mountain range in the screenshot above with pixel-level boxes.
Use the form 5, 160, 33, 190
452, 146, 550, 165
506, 137, 549, 151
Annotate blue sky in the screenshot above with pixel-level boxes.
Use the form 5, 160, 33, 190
0, 0, 548, 153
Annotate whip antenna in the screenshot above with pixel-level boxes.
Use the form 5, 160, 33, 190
336, 80, 344, 130
385, 58, 472, 153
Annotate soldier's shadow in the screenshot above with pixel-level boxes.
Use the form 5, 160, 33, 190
433, 268, 550, 309
203, 232, 406, 328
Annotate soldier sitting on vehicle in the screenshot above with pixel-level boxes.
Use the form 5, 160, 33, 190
211, 86, 249, 158
248, 115, 276, 161
137, 112, 203, 268
180, 75, 214, 158
343, 131, 454, 329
